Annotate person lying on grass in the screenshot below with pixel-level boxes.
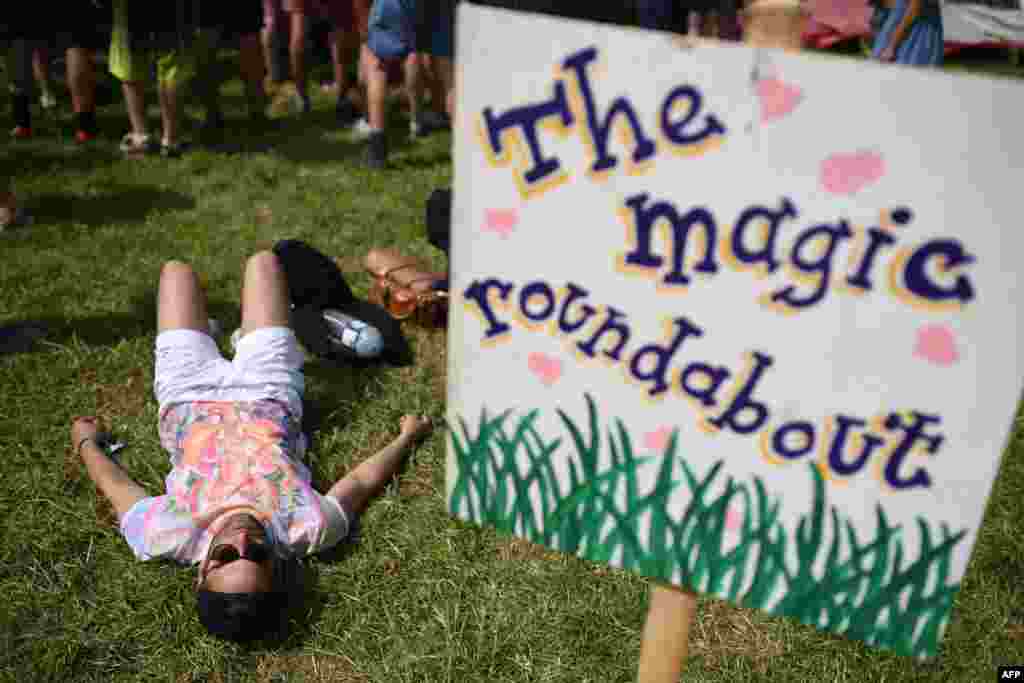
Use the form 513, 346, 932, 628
71, 251, 432, 642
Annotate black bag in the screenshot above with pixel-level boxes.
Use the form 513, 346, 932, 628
272, 239, 412, 366
425, 188, 452, 257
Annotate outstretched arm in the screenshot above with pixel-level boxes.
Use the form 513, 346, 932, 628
327, 414, 432, 517
72, 417, 149, 519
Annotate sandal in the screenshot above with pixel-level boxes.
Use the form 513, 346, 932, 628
120, 133, 157, 156
364, 249, 448, 327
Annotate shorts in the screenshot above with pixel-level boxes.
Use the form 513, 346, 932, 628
154, 327, 305, 420
367, 0, 416, 60
109, 0, 196, 85
415, 0, 454, 58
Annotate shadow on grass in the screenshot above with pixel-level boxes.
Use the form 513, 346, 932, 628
26, 185, 195, 228
0, 292, 233, 356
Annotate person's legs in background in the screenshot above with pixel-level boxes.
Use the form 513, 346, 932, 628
239, 32, 270, 123
283, 0, 311, 113
110, 0, 155, 153
9, 39, 36, 137
67, 47, 98, 142
361, 43, 390, 168
155, 49, 197, 155
402, 52, 422, 137
32, 45, 56, 109
262, 0, 288, 93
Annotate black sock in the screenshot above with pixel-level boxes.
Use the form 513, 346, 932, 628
13, 94, 31, 129
76, 110, 98, 135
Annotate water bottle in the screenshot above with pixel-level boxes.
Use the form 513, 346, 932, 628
322, 309, 385, 359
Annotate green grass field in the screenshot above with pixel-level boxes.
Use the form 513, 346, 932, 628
2, 48, 1023, 682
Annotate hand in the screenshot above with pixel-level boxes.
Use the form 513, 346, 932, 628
399, 414, 432, 443
71, 416, 101, 454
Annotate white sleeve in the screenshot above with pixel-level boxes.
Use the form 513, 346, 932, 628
316, 493, 352, 552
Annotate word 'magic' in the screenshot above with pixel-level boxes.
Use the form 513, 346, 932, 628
466, 45, 983, 493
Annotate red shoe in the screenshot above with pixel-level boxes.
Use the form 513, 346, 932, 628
75, 130, 96, 144
10, 126, 32, 139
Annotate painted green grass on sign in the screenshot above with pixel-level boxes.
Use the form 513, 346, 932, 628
449, 394, 967, 658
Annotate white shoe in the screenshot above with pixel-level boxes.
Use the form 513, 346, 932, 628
351, 118, 374, 140
40, 91, 57, 110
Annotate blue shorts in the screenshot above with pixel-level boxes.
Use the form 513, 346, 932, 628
367, 0, 417, 60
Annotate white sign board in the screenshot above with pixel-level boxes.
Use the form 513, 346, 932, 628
447, 3, 1024, 659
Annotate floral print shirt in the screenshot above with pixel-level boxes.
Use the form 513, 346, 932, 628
120, 401, 348, 565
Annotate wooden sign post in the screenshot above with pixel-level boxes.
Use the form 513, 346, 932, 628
636, 6, 808, 679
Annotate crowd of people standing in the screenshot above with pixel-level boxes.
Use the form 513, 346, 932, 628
2, 1, 455, 164
1, 0, 943, 232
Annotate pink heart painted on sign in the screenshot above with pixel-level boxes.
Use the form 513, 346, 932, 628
483, 208, 519, 239
756, 77, 803, 123
643, 426, 674, 452
914, 324, 959, 367
724, 506, 743, 532
528, 352, 562, 386
820, 151, 887, 195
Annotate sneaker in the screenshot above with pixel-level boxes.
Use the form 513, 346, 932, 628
351, 117, 374, 141
74, 130, 97, 145
10, 126, 32, 140
335, 98, 361, 127
40, 90, 57, 110
120, 132, 158, 156
412, 110, 450, 138
365, 131, 388, 169
289, 92, 311, 115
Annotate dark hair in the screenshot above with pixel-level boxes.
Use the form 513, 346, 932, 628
196, 549, 303, 642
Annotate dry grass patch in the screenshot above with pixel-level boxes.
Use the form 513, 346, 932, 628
255, 654, 370, 683
399, 458, 435, 499
88, 366, 149, 419
401, 326, 447, 403
497, 537, 563, 563
689, 598, 784, 672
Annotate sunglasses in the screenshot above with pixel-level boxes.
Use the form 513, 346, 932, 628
208, 542, 271, 566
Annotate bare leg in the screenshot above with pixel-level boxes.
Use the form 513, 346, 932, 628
240, 251, 291, 336
122, 80, 148, 136
329, 28, 347, 92
67, 48, 96, 114
403, 53, 421, 124
158, 83, 180, 146
433, 55, 454, 119
0, 188, 18, 225
288, 11, 308, 102
32, 46, 53, 101
158, 261, 209, 334
636, 585, 699, 683
363, 45, 388, 130
239, 32, 268, 116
